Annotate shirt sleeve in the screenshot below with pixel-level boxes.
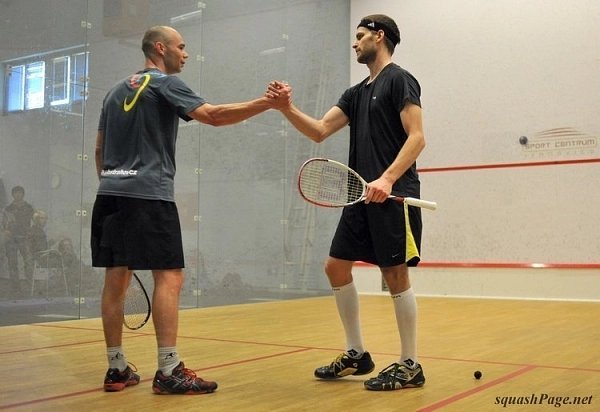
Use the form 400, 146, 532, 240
97, 105, 105, 131
335, 82, 363, 125
336, 87, 353, 118
392, 70, 422, 113
162, 76, 207, 121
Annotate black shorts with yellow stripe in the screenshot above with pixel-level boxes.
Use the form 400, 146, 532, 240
329, 200, 422, 268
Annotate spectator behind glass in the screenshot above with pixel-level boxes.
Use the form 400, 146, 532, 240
57, 237, 78, 284
2, 186, 35, 293
28, 209, 49, 259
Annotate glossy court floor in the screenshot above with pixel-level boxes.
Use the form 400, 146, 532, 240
0, 295, 598, 411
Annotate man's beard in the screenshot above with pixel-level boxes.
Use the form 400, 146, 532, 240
357, 48, 376, 64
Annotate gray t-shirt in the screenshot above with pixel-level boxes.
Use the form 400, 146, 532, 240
97, 68, 205, 201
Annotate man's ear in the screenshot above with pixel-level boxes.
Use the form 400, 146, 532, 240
155, 41, 166, 56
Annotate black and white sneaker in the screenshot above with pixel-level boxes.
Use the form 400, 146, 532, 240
364, 361, 425, 391
314, 351, 375, 379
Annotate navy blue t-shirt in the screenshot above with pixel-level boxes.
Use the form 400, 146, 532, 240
336, 63, 421, 197
97, 68, 206, 201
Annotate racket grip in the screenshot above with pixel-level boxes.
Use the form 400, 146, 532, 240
404, 197, 437, 210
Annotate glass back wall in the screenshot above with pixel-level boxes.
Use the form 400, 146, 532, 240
0, 0, 350, 325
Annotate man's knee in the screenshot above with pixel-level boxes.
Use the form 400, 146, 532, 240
324, 258, 353, 286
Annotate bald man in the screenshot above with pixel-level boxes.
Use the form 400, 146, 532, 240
93, 26, 290, 395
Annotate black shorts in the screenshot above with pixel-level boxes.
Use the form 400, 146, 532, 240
91, 195, 184, 270
329, 201, 422, 268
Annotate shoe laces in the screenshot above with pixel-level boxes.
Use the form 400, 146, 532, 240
182, 367, 197, 379
378, 363, 408, 380
177, 365, 208, 384
127, 362, 138, 373
331, 353, 348, 370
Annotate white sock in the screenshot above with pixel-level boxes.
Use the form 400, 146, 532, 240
158, 347, 180, 376
107, 346, 127, 371
391, 288, 418, 367
333, 282, 364, 357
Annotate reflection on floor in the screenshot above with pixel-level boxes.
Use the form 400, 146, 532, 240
0, 275, 330, 327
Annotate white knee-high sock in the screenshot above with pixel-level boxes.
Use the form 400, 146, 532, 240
391, 287, 418, 366
333, 282, 364, 357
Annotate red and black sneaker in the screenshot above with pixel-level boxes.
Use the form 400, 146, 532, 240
152, 362, 218, 395
104, 365, 140, 392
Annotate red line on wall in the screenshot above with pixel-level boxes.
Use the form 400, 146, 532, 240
419, 261, 600, 269
355, 261, 600, 269
417, 157, 600, 173
408, 157, 600, 270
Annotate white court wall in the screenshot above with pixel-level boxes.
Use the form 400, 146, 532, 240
353, 265, 600, 302
349, 1, 600, 299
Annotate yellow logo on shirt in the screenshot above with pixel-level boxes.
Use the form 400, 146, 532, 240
123, 74, 151, 112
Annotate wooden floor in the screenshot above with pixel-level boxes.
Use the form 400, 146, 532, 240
1, 295, 599, 411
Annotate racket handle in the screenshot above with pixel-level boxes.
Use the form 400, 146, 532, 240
403, 197, 437, 210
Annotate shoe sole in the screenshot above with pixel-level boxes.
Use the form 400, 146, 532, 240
315, 364, 375, 380
104, 380, 140, 392
364, 380, 425, 391
152, 386, 217, 395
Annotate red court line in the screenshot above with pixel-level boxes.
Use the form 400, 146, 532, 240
0, 324, 146, 355
2, 328, 597, 410
13, 325, 600, 375
27, 322, 314, 351
416, 365, 537, 412
0, 338, 106, 355
418, 157, 600, 173
0, 388, 102, 411
368, 351, 600, 374
0, 347, 312, 410
194, 347, 311, 372
355, 261, 600, 269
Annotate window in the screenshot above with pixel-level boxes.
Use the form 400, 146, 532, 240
50, 56, 70, 106
72, 52, 89, 103
6, 65, 25, 111
3, 46, 88, 113
25, 61, 45, 110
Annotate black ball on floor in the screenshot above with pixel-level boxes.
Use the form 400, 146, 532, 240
474, 370, 482, 380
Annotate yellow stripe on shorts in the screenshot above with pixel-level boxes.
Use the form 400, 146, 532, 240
404, 203, 420, 262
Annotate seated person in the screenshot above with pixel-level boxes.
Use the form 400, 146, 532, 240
28, 210, 49, 261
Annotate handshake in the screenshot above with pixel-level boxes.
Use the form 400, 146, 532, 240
264, 80, 293, 110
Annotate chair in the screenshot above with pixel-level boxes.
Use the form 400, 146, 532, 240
31, 249, 69, 297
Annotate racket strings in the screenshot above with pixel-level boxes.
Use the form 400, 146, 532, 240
123, 277, 150, 329
299, 161, 364, 206
345, 173, 364, 202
